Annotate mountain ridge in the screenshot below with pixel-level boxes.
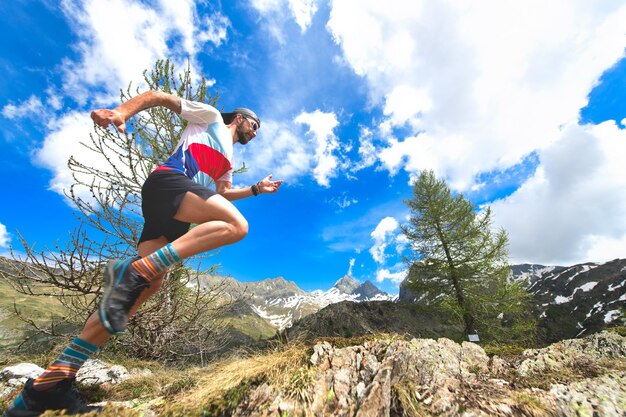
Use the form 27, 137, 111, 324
196, 273, 393, 330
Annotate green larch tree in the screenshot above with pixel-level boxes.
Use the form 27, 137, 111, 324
402, 170, 535, 343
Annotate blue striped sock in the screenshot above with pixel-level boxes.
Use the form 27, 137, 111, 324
32, 337, 99, 391
130, 243, 181, 281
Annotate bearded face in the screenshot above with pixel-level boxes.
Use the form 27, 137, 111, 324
236, 116, 257, 145
236, 121, 251, 144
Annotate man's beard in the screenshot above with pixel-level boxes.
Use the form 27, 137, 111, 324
236, 124, 250, 145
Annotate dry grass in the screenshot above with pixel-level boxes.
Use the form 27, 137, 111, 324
161, 342, 309, 415
1, 343, 312, 417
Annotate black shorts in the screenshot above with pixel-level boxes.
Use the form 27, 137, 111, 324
138, 170, 216, 244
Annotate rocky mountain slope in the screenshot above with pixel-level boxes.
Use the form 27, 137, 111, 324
524, 259, 625, 342
2, 330, 624, 416
285, 301, 463, 341
398, 258, 626, 342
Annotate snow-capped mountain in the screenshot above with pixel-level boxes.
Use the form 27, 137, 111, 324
198, 274, 393, 330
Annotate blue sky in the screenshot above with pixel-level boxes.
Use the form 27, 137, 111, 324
1, 1, 626, 295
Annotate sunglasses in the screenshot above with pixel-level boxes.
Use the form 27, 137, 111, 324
245, 117, 259, 132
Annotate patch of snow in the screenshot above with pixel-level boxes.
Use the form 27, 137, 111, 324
254, 284, 397, 331
576, 281, 598, 292
367, 293, 392, 301
604, 310, 621, 324
607, 280, 625, 291
566, 264, 598, 283
515, 265, 556, 284
554, 295, 573, 305
585, 302, 604, 320
554, 281, 598, 305
251, 305, 293, 330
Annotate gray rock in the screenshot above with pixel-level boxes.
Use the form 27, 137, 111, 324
518, 330, 626, 377
551, 372, 626, 417
0, 363, 44, 382
76, 359, 130, 386
0, 363, 44, 398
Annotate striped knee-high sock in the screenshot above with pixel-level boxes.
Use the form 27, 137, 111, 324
32, 337, 98, 391
130, 243, 180, 281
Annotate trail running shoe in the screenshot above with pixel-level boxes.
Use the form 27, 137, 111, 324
99, 258, 150, 335
3, 378, 102, 417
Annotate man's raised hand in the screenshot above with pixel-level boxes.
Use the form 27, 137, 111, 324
91, 109, 126, 133
258, 174, 284, 194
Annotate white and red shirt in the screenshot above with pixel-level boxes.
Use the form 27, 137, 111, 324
155, 99, 233, 188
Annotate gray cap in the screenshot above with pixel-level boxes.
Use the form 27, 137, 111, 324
221, 107, 261, 128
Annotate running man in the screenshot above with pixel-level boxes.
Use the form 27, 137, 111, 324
5, 90, 283, 416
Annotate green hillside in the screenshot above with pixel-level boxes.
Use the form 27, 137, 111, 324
0, 276, 69, 351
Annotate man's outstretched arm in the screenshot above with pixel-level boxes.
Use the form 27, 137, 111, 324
91, 91, 181, 133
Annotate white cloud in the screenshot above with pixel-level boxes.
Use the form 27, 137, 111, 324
491, 121, 626, 265
234, 110, 342, 187
0, 222, 10, 248
347, 257, 355, 276
325, 192, 358, 211
58, 0, 228, 105
327, 1, 626, 190
395, 234, 409, 254
383, 84, 431, 128
288, 0, 319, 32
251, 0, 320, 38
2, 96, 44, 120
295, 110, 340, 187
234, 119, 311, 185
369, 216, 399, 264
34, 111, 137, 202
375, 267, 407, 284
35, 112, 93, 196
45, 88, 64, 111
352, 127, 377, 172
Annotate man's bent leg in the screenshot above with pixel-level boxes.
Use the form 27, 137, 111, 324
170, 192, 249, 259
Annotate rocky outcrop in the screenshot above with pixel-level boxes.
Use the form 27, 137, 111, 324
517, 329, 626, 377
1, 331, 624, 416
230, 330, 626, 417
